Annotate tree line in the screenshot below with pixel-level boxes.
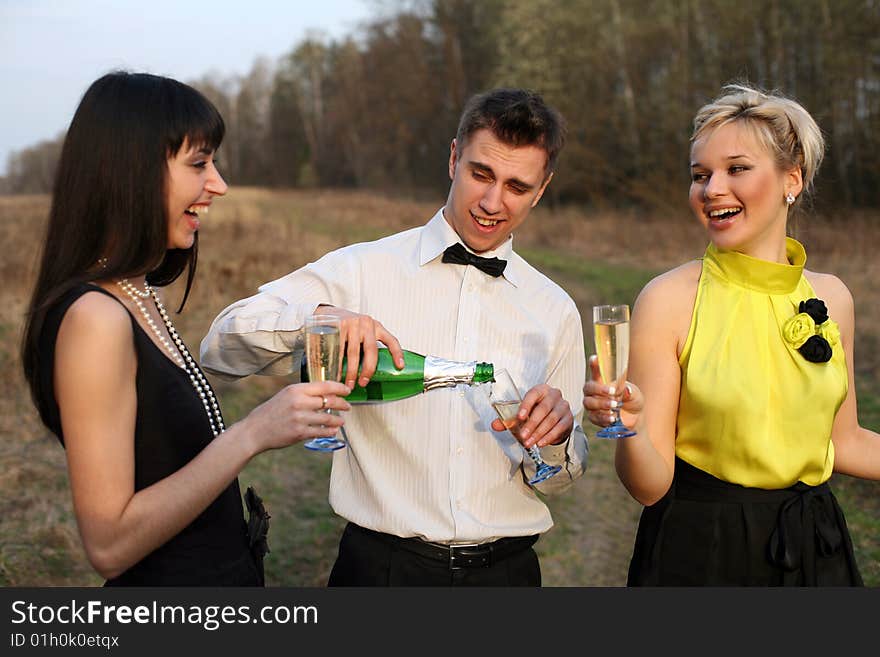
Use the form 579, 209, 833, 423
3, 0, 878, 214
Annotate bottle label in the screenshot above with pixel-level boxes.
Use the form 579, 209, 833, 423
423, 356, 478, 391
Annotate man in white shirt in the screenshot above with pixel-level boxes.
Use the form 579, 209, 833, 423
200, 88, 589, 586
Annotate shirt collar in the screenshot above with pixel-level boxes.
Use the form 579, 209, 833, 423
419, 207, 520, 286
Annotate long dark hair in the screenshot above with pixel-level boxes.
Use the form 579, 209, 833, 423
22, 71, 224, 425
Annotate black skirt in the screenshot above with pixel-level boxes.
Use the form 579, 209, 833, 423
628, 457, 863, 586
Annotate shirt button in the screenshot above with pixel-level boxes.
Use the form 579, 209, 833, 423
457, 447, 463, 455
468, 285, 475, 292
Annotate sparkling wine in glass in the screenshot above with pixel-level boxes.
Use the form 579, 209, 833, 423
303, 314, 346, 451
484, 369, 562, 485
592, 304, 636, 439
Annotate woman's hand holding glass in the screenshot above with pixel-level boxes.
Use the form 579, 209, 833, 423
239, 380, 351, 453
303, 314, 351, 451
582, 354, 644, 437
590, 304, 638, 439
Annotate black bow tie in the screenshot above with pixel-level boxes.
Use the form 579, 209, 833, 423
441, 243, 507, 277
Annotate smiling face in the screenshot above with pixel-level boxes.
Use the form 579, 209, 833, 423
164, 139, 227, 250
689, 121, 803, 261
443, 128, 552, 254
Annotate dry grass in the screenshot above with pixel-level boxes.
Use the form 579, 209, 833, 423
1, 188, 877, 587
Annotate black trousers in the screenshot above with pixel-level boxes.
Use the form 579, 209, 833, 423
328, 523, 542, 586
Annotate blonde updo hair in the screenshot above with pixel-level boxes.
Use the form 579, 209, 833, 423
692, 84, 825, 206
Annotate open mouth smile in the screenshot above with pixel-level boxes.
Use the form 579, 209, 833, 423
706, 206, 743, 228
707, 206, 742, 221
185, 204, 209, 218
471, 211, 501, 228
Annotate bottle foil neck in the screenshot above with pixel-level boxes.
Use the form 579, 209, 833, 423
423, 356, 478, 391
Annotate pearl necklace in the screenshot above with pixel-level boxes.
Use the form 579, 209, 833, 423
116, 279, 226, 436
117, 279, 183, 366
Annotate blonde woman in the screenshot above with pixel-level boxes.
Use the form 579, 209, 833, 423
583, 84, 878, 586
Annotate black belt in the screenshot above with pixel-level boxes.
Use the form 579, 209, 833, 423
349, 523, 539, 570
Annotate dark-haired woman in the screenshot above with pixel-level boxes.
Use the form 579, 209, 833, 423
21, 71, 350, 586
583, 84, 879, 586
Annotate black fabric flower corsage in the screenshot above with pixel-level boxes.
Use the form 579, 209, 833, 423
782, 298, 839, 363
799, 298, 829, 325
798, 335, 834, 362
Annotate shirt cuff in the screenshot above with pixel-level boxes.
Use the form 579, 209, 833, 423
276, 301, 325, 349
539, 431, 571, 464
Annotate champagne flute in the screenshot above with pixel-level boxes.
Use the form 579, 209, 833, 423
484, 369, 562, 485
592, 304, 636, 439
303, 314, 347, 451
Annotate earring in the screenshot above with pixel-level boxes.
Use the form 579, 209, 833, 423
785, 192, 796, 206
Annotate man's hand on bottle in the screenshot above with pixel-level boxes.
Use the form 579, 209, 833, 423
314, 306, 405, 389
490, 384, 574, 448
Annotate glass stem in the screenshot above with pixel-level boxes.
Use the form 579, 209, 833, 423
527, 446, 543, 465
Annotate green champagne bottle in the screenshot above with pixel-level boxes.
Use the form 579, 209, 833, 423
301, 348, 495, 403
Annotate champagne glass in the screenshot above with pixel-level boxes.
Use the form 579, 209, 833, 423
483, 369, 562, 485
592, 304, 636, 439
303, 314, 347, 452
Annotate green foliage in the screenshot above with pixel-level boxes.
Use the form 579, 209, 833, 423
519, 246, 659, 307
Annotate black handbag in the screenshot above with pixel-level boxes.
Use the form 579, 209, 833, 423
244, 486, 271, 586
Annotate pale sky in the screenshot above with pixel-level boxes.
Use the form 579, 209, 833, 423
0, 0, 378, 175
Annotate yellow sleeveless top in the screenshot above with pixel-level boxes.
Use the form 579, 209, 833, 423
676, 238, 847, 488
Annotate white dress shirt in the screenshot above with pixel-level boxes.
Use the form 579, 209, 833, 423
200, 208, 589, 543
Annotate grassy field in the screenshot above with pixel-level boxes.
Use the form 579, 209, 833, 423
1, 188, 877, 586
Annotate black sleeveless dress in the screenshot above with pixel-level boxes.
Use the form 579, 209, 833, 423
38, 283, 261, 586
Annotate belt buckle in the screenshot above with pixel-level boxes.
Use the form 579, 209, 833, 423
448, 543, 489, 570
